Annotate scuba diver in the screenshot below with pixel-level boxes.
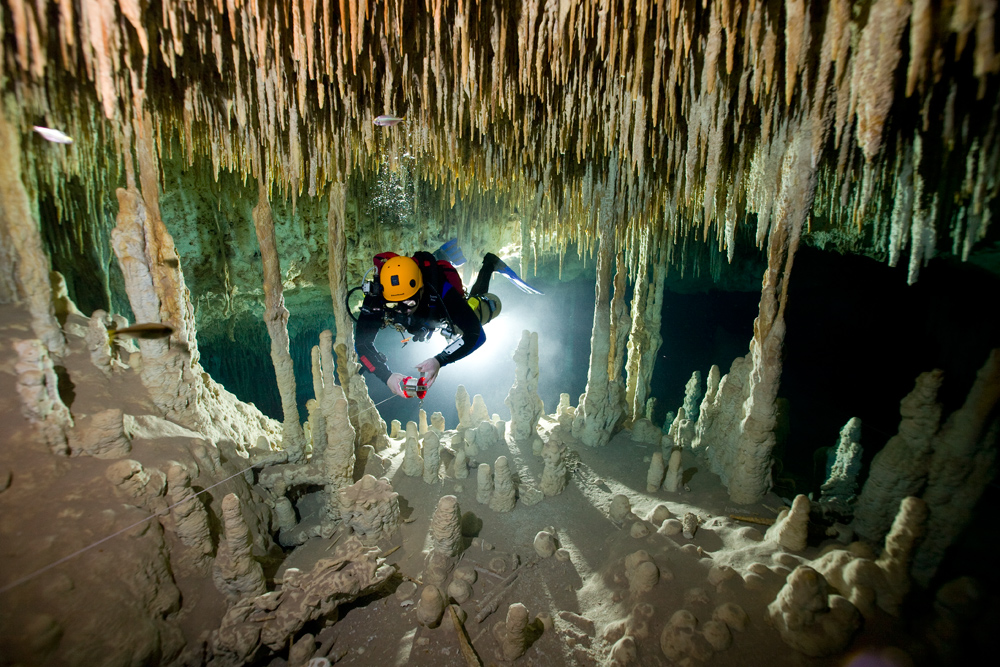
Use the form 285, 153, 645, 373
352, 240, 541, 398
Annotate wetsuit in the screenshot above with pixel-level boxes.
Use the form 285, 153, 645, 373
355, 252, 486, 384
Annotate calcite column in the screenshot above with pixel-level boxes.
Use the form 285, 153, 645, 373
573, 171, 626, 447
624, 229, 665, 426
729, 131, 814, 503
327, 181, 354, 353
252, 182, 306, 462
505, 331, 544, 453
0, 110, 65, 357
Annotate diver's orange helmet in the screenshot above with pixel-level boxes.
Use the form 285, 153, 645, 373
379, 256, 424, 301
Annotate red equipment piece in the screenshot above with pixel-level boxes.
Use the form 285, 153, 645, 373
400, 374, 428, 399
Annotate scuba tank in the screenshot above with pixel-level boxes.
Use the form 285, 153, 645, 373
467, 293, 501, 326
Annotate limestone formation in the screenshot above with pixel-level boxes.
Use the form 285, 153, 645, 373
663, 448, 683, 492
85, 311, 117, 375
533, 531, 558, 558
610, 494, 632, 524
767, 495, 810, 552
453, 449, 469, 479
631, 418, 662, 447
165, 463, 212, 557
213, 493, 267, 601
648, 504, 672, 526
466, 420, 502, 453
477, 463, 494, 504
471, 394, 491, 424
659, 610, 712, 663
401, 421, 424, 477
69, 409, 131, 459
456, 385, 472, 430
213, 536, 392, 662
505, 330, 545, 452
852, 370, 943, 543
813, 496, 928, 618
692, 366, 722, 454
540, 432, 568, 497
430, 495, 463, 558
431, 412, 446, 433
324, 397, 356, 510
390, 419, 401, 438
0, 110, 65, 358
630, 522, 650, 538
309, 346, 328, 456
417, 430, 439, 483
447, 578, 473, 604
337, 475, 400, 544
489, 456, 516, 512
556, 393, 575, 429
819, 418, 863, 512
681, 513, 700, 540
416, 585, 446, 628
13, 338, 73, 455
625, 551, 659, 594
337, 342, 389, 452
767, 566, 861, 657
701, 620, 732, 651
493, 602, 531, 661
252, 183, 307, 463
683, 371, 703, 423
913, 350, 1000, 586
712, 603, 749, 632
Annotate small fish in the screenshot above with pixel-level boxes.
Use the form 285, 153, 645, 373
108, 323, 175, 341
33, 126, 74, 144
373, 115, 405, 127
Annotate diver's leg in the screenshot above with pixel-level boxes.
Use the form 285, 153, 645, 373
469, 253, 503, 296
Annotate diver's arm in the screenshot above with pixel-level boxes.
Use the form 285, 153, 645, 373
433, 288, 485, 367
355, 299, 394, 384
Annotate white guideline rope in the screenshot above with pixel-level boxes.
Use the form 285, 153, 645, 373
0, 393, 399, 595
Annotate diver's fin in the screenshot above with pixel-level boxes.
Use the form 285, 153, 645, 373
496, 263, 543, 295
433, 238, 467, 266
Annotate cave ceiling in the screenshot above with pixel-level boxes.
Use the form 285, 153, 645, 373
2, 0, 998, 332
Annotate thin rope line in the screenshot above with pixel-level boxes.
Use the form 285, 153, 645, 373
0, 393, 400, 595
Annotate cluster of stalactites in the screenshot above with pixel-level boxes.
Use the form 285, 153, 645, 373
2, 0, 998, 286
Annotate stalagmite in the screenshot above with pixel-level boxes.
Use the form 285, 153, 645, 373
422, 430, 441, 484
489, 456, 516, 512
418, 408, 428, 435
852, 370, 943, 544
325, 396, 356, 514
477, 463, 493, 504
767, 566, 861, 657
13, 338, 73, 455
416, 585, 446, 628
431, 412, 446, 433
310, 346, 328, 455
625, 551, 660, 594
252, 182, 306, 462
430, 495, 463, 558
471, 394, 490, 424
913, 349, 1000, 586
337, 474, 400, 544
819, 418, 863, 512
390, 419, 401, 438
0, 110, 65, 358
767, 494, 810, 552
402, 421, 424, 477
453, 449, 469, 479
456, 384, 472, 429
541, 430, 568, 497
493, 602, 531, 661
213, 493, 267, 600
165, 463, 212, 557
683, 371, 703, 423
505, 331, 545, 455
663, 448, 683, 493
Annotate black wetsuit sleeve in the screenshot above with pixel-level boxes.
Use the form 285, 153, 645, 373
355, 298, 393, 384
434, 287, 486, 367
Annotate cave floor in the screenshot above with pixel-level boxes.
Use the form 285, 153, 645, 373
281, 422, 915, 667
